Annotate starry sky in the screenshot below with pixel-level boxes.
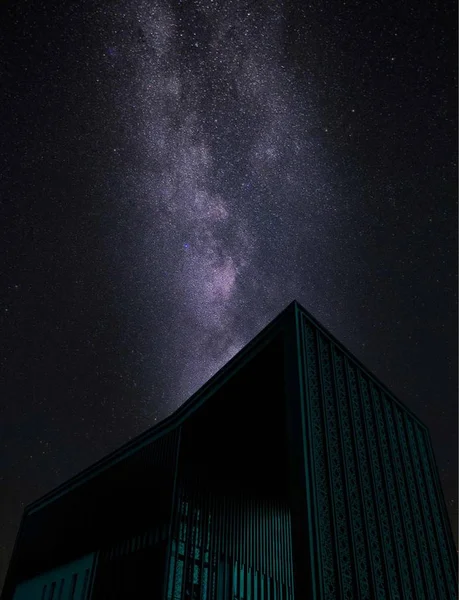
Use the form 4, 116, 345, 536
0, 0, 457, 589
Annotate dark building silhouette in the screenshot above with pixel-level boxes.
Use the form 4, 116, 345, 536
2, 301, 457, 599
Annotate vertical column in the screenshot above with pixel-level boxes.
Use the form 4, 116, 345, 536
164, 428, 181, 600
302, 319, 337, 599
381, 393, 427, 599
357, 372, 402, 599
392, 404, 436, 597
282, 306, 319, 599
317, 334, 354, 598
367, 381, 414, 598
345, 362, 388, 599
332, 348, 372, 599
415, 427, 458, 597
404, 417, 447, 598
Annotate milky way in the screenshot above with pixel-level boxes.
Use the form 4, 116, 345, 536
101, 0, 338, 401
1, 0, 456, 588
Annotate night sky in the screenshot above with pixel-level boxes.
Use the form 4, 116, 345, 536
0, 0, 457, 589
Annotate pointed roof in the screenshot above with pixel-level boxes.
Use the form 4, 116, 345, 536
25, 300, 428, 515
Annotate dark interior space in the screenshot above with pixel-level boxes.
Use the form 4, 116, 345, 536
168, 332, 291, 597
179, 333, 288, 496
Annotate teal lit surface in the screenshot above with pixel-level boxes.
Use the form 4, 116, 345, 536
2, 302, 457, 599
12, 554, 95, 600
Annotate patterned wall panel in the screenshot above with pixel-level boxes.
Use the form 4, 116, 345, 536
298, 312, 458, 600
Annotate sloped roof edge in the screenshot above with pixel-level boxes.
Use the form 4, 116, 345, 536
26, 301, 297, 515
26, 299, 429, 516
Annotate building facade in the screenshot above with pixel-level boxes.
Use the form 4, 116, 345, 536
2, 301, 457, 599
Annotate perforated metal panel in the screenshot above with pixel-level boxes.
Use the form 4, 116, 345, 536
297, 311, 458, 599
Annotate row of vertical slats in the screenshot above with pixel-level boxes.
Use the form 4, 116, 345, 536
39, 568, 88, 600
413, 422, 458, 596
104, 522, 168, 561
376, 386, 427, 600
166, 470, 294, 599
404, 416, 452, 598
135, 425, 178, 472
299, 313, 458, 599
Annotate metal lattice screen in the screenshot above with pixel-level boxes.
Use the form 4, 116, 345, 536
299, 314, 458, 600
